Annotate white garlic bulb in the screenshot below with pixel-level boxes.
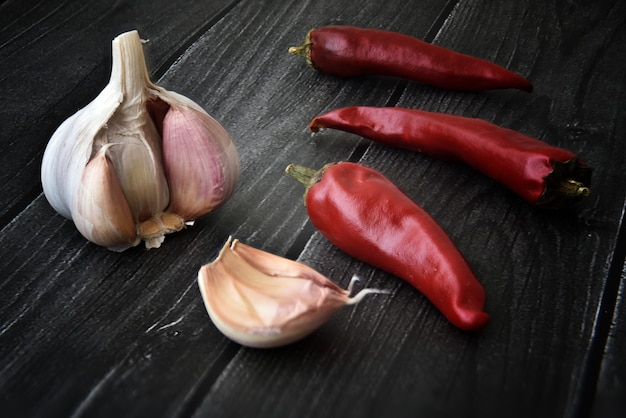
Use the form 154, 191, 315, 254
41, 30, 239, 251
198, 237, 389, 348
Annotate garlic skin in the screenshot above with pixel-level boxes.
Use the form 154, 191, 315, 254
41, 30, 239, 251
197, 237, 388, 348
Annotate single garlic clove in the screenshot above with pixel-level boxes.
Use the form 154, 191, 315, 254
198, 237, 388, 348
161, 101, 239, 221
72, 145, 140, 251
100, 117, 169, 223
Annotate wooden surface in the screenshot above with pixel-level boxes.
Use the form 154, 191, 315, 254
1, 0, 625, 417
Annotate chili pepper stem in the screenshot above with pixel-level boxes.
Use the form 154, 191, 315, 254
561, 180, 590, 197
286, 163, 339, 204
286, 162, 338, 188
288, 29, 314, 67
285, 164, 318, 187
538, 158, 592, 208
288, 45, 308, 57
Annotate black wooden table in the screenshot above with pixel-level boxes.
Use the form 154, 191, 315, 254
1, 1, 625, 417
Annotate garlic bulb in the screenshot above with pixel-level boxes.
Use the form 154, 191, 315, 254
198, 237, 388, 348
41, 30, 239, 251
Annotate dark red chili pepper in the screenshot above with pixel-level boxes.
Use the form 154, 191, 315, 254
309, 106, 592, 209
286, 161, 489, 331
289, 25, 533, 92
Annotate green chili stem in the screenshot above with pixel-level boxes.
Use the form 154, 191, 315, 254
286, 162, 340, 204
288, 45, 308, 57
285, 164, 317, 187
288, 29, 314, 66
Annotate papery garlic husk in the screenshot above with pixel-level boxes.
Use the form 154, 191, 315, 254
41, 30, 239, 251
197, 237, 389, 348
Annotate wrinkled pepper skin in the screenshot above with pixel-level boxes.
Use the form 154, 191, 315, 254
286, 161, 489, 331
310, 106, 592, 209
289, 25, 533, 92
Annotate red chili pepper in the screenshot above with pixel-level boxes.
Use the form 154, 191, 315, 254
309, 106, 592, 209
286, 161, 489, 331
289, 25, 533, 92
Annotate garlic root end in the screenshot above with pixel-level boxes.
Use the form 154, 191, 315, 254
137, 212, 187, 249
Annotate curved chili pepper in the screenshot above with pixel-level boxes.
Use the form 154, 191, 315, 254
289, 25, 533, 92
286, 161, 489, 331
309, 106, 592, 209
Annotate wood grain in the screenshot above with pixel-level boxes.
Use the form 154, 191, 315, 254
592, 262, 626, 418
1, 0, 625, 417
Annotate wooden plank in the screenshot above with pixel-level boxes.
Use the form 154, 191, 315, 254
1, 0, 625, 417
0, 0, 237, 225
592, 261, 626, 418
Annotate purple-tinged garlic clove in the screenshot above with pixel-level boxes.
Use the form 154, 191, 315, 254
161, 103, 239, 221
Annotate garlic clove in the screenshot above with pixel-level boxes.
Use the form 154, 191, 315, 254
101, 117, 169, 223
72, 145, 140, 251
198, 237, 388, 348
161, 102, 239, 221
